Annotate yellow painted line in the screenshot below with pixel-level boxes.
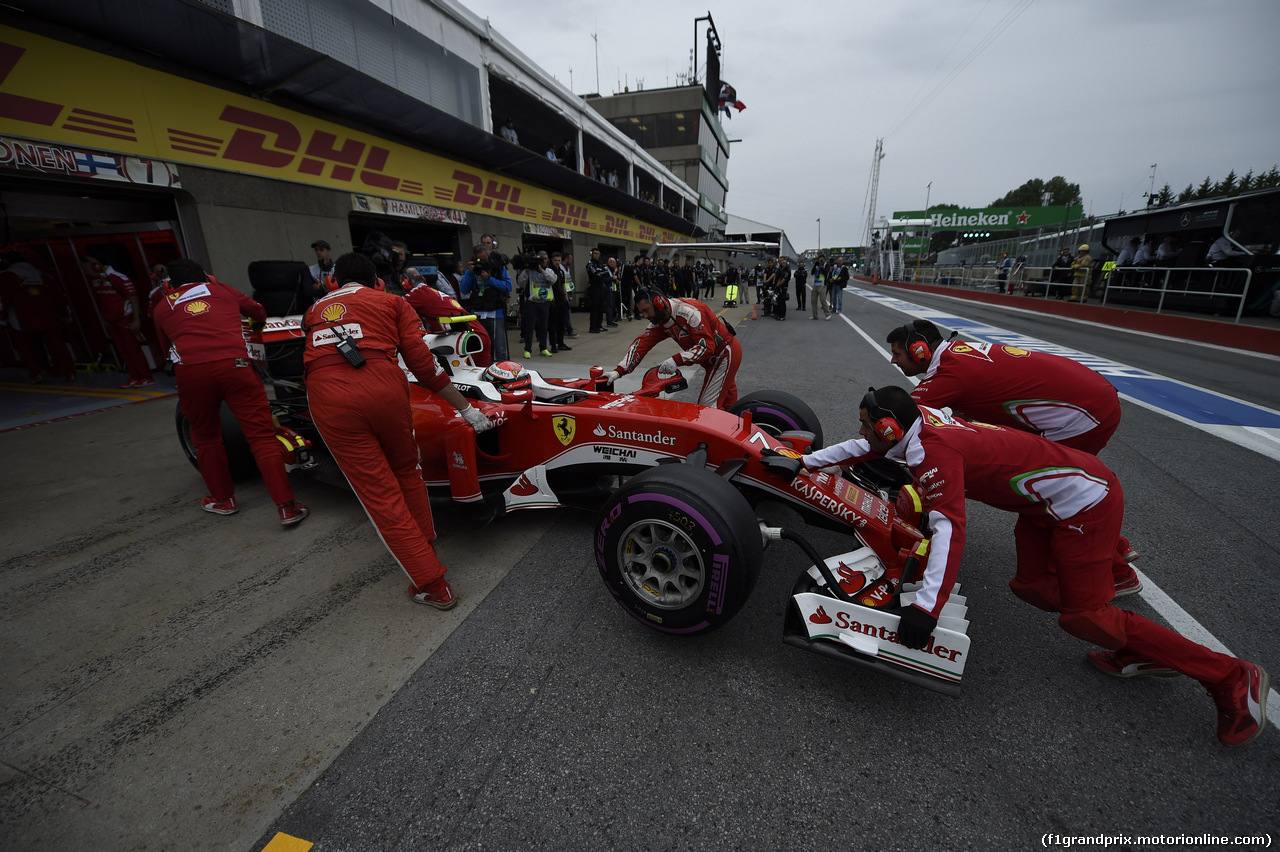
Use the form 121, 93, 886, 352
0, 383, 164, 400
260, 832, 314, 852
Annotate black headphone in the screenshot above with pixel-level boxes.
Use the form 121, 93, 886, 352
863, 387, 905, 443
900, 322, 933, 366
637, 287, 670, 315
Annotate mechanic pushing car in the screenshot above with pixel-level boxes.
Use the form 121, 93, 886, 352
154, 259, 310, 525
886, 319, 1141, 596
303, 253, 494, 610
603, 288, 742, 409
804, 386, 1268, 747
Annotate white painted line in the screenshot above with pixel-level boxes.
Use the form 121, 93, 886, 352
849, 284, 1280, 363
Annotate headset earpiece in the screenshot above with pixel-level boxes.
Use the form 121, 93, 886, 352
863, 387, 904, 444
903, 323, 932, 365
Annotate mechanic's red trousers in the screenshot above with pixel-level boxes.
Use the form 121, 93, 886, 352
307, 359, 445, 587
1056, 405, 1132, 583
697, 336, 742, 409
11, 326, 75, 379
107, 317, 153, 382
177, 359, 296, 505
1009, 474, 1238, 685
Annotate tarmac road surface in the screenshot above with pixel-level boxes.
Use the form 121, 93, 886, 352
1, 290, 1276, 851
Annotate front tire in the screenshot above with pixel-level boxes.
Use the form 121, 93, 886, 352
728, 390, 823, 449
596, 464, 762, 634
175, 403, 258, 481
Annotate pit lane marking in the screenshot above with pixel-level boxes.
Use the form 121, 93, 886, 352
846, 287, 1280, 463
260, 832, 313, 851
840, 300, 1279, 724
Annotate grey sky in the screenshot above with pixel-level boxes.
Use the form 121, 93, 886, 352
463, 0, 1280, 251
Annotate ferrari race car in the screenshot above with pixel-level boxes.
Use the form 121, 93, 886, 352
176, 316, 972, 696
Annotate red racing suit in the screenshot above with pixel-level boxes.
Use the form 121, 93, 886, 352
910, 339, 1121, 453
303, 283, 459, 588
88, 264, 152, 382
153, 277, 297, 506
404, 282, 491, 366
614, 297, 742, 408
0, 261, 75, 380
892, 406, 1236, 686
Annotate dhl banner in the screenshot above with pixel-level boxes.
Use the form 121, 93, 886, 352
0, 26, 690, 244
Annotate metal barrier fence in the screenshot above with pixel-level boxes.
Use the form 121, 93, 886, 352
903, 264, 1254, 322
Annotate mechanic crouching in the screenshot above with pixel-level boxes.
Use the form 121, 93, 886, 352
303, 253, 494, 610
604, 288, 742, 409
802, 386, 1268, 747
153, 259, 309, 525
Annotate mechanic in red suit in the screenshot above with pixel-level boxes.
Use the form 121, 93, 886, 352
303, 253, 494, 610
807, 386, 1268, 747
153, 259, 309, 526
0, 252, 76, 382
885, 319, 1141, 596
404, 275, 491, 367
79, 252, 154, 388
604, 289, 742, 409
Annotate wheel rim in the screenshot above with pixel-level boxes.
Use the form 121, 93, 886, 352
616, 519, 706, 610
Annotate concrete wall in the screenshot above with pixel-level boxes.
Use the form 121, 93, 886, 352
179, 167, 352, 289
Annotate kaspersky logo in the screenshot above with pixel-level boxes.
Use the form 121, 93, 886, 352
321, 303, 347, 323
183, 300, 210, 314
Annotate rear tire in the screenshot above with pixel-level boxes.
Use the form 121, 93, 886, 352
728, 390, 823, 449
175, 403, 258, 482
596, 464, 762, 634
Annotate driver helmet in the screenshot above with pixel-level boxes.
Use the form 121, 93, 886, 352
481, 359, 531, 392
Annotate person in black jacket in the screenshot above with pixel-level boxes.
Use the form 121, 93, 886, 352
793, 260, 808, 311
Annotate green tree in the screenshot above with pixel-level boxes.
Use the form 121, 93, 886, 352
1217, 169, 1238, 196
1238, 169, 1254, 193
1195, 176, 1213, 199
1178, 183, 1194, 203
1156, 183, 1173, 206
990, 176, 1081, 208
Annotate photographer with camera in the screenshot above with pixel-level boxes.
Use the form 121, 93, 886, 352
459, 243, 512, 361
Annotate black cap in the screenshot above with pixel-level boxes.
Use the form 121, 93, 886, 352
311, 239, 331, 250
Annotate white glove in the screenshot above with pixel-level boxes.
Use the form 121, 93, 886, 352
460, 405, 494, 433
604, 370, 621, 383
657, 357, 679, 377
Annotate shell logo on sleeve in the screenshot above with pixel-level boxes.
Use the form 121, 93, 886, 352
183, 300, 210, 314
321, 303, 347, 323
1001, 345, 1031, 357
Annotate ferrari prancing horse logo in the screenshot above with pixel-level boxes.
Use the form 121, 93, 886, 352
554, 415, 576, 446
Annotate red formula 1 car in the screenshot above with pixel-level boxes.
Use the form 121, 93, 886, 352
177, 316, 972, 695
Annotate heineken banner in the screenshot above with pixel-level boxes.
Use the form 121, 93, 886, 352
893, 205, 1083, 230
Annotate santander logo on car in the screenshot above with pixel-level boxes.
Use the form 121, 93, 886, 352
592, 423, 677, 446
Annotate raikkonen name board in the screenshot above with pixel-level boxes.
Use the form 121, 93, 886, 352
0, 26, 689, 244
893, 206, 1083, 230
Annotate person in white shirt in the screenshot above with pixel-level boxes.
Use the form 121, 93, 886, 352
499, 118, 518, 145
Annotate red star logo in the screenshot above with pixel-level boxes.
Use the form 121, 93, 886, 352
1017, 210, 1030, 225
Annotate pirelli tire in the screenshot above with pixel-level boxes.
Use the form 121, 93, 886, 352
596, 463, 762, 635
175, 403, 258, 482
728, 390, 823, 449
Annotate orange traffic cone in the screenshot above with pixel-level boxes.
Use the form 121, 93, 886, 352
749, 304, 758, 320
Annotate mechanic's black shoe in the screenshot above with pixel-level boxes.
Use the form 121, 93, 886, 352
1206, 661, 1269, 747
1088, 650, 1177, 679
558, 343, 572, 351
1114, 566, 1143, 597
278, 501, 310, 527
589, 328, 602, 334
409, 579, 458, 610
201, 496, 238, 515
